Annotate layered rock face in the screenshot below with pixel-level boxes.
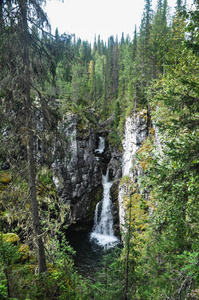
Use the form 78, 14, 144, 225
118, 112, 148, 233
122, 114, 148, 177
53, 113, 103, 230
51, 109, 165, 236
52, 113, 122, 231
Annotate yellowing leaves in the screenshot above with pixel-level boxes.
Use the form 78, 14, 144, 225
0, 172, 12, 184
123, 184, 149, 233
137, 139, 154, 170
18, 244, 30, 261
88, 60, 94, 80
3, 233, 20, 244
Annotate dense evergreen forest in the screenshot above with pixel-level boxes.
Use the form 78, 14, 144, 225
0, 0, 199, 299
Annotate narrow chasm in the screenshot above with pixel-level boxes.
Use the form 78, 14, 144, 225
65, 135, 121, 281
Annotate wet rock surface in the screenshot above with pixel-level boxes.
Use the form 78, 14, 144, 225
53, 113, 103, 229
52, 113, 122, 231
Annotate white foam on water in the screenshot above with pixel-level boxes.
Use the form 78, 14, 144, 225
95, 136, 105, 154
90, 232, 119, 248
90, 168, 119, 249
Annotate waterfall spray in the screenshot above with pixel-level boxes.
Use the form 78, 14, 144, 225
90, 168, 119, 248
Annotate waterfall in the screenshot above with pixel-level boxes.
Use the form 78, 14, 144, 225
95, 136, 105, 155
90, 168, 119, 248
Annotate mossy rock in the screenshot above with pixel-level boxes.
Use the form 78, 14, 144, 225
18, 244, 30, 261
89, 186, 103, 217
119, 175, 131, 186
3, 233, 20, 244
0, 172, 12, 184
0, 183, 8, 193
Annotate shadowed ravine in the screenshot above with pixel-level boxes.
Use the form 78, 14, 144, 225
66, 137, 120, 280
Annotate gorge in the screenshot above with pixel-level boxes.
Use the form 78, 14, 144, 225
55, 111, 149, 232
51, 111, 149, 278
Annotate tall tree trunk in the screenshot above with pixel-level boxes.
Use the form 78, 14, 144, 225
19, 0, 47, 274
5, 269, 11, 299
0, 0, 4, 33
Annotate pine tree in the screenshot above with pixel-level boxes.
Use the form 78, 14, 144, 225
150, 0, 169, 77
176, 0, 183, 10
16, 0, 48, 274
136, 0, 153, 105
136, 17, 199, 297
112, 36, 119, 98
0, 0, 62, 274
184, 0, 199, 55
140, 0, 153, 52
132, 25, 137, 61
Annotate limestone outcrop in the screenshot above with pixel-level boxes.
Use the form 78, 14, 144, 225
118, 111, 148, 233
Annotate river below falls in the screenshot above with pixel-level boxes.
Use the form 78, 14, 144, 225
66, 230, 121, 282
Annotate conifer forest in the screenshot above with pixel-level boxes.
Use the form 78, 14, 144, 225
0, 0, 199, 299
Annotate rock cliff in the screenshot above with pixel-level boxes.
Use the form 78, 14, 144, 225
52, 113, 122, 231
118, 111, 148, 233
53, 113, 103, 230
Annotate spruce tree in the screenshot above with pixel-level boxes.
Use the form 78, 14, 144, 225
176, 0, 183, 10
0, 0, 61, 274
132, 25, 137, 61
136, 0, 153, 105
150, 0, 169, 77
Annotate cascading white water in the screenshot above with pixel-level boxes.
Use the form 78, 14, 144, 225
90, 169, 119, 248
95, 136, 105, 155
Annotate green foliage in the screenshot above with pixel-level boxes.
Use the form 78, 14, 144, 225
107, 130, 121, 150
89, 247, 124, 300
0, 233, 21, 298
0, 277, 7, 300
71, 64, 89, 105
37, 168, 53, 186
184, 6, 199, 55
0, 231, 90, 300
132, 21, 199, 298
1, 0, 199, 298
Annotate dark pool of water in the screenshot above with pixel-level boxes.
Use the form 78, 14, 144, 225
66, 230, 121, 281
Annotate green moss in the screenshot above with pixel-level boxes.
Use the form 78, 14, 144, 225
88, 185, 103, 218
3, 233, 20, 245
37, 167, 53, 186
119, 175, 131, 186
18, 244, 30, 261
0, 172, 12, 184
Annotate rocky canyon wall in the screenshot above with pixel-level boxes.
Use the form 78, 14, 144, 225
52, 110, 158, 235
118, 111, 148, 233
52, 113, 103, 230
52, 113, 122, 231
